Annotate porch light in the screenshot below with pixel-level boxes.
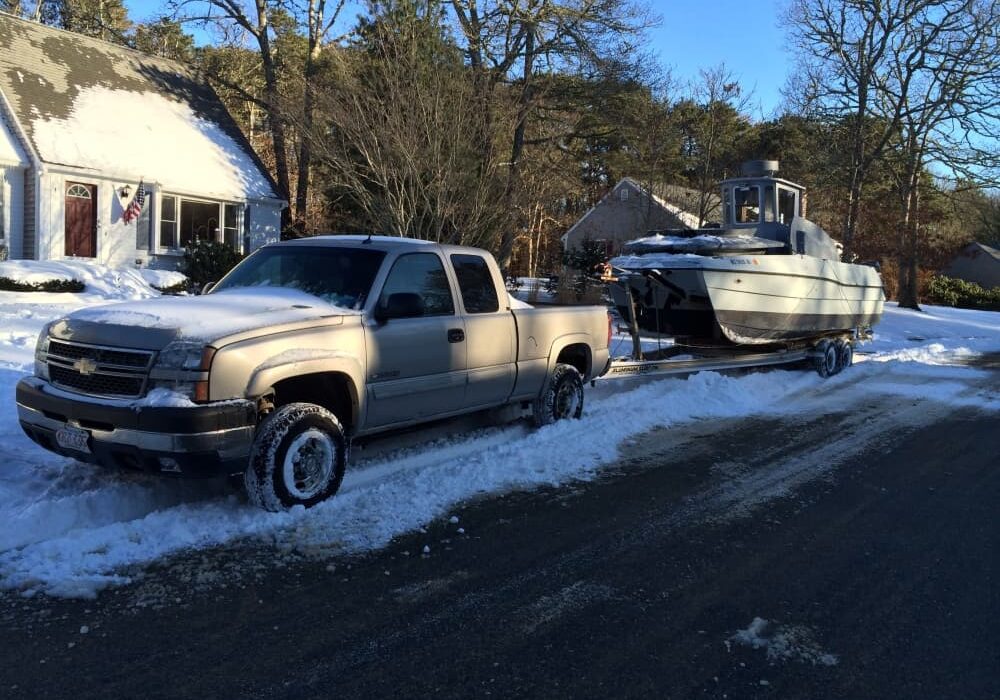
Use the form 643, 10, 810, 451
118, 184, 131, 200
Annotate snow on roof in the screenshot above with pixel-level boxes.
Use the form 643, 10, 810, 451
0, 13, 279, 200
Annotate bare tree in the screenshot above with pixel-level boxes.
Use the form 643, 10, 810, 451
173, 0, 294, 228
448, 0, 658, 264
786, 0, 1000, 309
785, 0, 923, 257
311, 15, 518, 249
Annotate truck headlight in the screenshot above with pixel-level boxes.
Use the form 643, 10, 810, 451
34, 323, 52, 380
151, 341, 216, 402
155, 341, 213, 370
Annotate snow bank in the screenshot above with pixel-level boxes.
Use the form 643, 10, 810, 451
138, 269, 188, 290
0, 299, 996, 598
0, 260, 164, 300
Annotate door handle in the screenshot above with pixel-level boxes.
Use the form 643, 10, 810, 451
448, 328, 465, 343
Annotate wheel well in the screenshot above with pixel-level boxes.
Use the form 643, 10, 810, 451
270, 372, 357, 433
555, 343, 590, 378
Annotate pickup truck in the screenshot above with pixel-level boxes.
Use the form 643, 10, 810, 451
16, 236, 611, 510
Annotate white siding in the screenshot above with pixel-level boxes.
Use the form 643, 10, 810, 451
0, 166, 24, 258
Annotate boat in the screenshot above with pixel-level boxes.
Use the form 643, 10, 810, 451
607, 160, 885, 346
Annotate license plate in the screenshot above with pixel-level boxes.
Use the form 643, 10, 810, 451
56, 426, 92, 454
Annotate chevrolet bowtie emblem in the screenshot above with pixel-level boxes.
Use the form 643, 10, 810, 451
73, 358, 98, 376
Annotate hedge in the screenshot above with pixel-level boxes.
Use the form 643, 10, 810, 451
0, 277, 86, 293
925, 275, 1000, 311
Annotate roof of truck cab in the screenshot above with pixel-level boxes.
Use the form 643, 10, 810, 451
276, 236, 493, 258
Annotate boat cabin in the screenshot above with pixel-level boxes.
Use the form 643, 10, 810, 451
720, 160, 804, 228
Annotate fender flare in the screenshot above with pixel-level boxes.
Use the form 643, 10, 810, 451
247, 355, 366, 421
545, 333, 594, 380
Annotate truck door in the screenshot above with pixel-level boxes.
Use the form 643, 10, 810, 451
365, 252, 468, 427
450, 253, 516, 408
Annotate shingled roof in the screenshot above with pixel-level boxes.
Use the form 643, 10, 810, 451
0, 12, 280, 201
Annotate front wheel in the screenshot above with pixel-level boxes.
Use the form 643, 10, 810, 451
244, 403, 348, 512
532, 363, 584, 427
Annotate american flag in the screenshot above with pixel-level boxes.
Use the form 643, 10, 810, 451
122, 181, 146, 224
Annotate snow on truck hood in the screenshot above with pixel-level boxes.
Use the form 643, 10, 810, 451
51, 287, 357, 349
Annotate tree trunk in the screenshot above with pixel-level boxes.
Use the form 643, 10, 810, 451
295, 38, 322, 230
498, 23, 535, 268
255, 3, 291, 232
896, 152, 921, 310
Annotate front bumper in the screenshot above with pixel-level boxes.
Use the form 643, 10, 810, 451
16, 378, 257, 477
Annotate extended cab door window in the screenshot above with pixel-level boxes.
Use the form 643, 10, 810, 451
451, 254, 500, 313
450, 254, 515, 408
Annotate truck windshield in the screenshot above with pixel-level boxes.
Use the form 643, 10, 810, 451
212, 246, 386, 310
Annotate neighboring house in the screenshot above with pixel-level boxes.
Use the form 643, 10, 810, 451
561, 178, 711, 255
941, 241, 1000, 289
0, 12, 284, 268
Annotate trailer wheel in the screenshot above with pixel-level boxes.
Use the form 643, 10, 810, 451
814, 340, 839, 378
532, 363, 584, 427
244, 403, 348, 512
837, 340, 853, 371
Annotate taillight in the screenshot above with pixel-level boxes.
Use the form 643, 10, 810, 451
607, 313, 613, 347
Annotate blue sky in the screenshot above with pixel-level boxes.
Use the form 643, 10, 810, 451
125, 0, 790, 117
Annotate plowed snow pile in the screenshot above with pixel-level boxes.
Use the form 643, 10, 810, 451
1, 264, 997, 598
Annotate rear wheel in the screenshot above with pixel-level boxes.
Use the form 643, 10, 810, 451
532, 363, 584, 427
837, 340, 853, 371
245, 402, 348, 511
813, 340, 839, 378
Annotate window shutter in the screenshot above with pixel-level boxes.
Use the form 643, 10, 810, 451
136, 191, 151, 250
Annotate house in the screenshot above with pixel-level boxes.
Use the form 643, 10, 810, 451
941, 241, 1000, 289
0, 12, 284, 268
561, 178, 710, 255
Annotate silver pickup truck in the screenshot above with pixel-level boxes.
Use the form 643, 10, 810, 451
16, 236, 611, 510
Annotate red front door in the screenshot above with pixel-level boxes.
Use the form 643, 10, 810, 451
65, 182, 97, 257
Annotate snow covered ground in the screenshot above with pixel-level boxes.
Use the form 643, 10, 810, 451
0, 280, 997, 598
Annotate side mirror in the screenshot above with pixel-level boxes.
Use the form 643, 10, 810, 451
374, 292, 424, 323
201, 281, 217, 295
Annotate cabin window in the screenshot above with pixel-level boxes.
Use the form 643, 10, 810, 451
778, 188, 797, 224
619, 187, 629, 202
763, 185, 775, 222
734, 186, 760, 223
159, 195, 244, 252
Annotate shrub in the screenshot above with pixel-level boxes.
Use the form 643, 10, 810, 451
183, 239, 243, 287
925, 275, 1000, 311
152, 281, 190, 295
0, 276, 85, 293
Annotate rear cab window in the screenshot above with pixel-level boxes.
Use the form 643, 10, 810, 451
451, 254, 500, 313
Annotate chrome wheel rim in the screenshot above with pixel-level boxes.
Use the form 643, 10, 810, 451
283, 429, 335, 500
554, 381, 581, 418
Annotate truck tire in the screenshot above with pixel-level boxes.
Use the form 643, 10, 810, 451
244, 402, 348, 511
532, 363, 584, 427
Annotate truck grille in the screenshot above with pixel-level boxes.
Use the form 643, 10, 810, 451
46, 340, 155, 398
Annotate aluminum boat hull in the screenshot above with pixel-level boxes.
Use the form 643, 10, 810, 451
610, 254, 885, 344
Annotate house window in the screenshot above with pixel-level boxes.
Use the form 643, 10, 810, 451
159, 194, 244, 252
66, 184, 92, 199
619, 187, 629, 202
159, 195, 177, 248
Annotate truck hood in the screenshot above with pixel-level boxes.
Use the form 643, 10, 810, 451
50, 287, 356, 350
